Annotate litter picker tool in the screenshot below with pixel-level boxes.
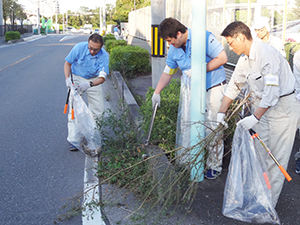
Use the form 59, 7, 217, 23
145, 103, 158, 146
248, 128, 292, 182
63, 71, 75, 120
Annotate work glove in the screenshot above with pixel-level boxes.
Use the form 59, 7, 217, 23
65, 77, 73, 89
236, 114, 259, 131
151, 92, 161, 108
217, 112, 228, 128
76, 82, 90, 93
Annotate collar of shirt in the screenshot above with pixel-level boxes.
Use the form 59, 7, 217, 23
248, 40, 259, 61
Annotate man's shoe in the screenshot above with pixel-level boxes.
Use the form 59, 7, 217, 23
204, 169, 221, 180
296, 158, 300, 173
69, 143, 78, 151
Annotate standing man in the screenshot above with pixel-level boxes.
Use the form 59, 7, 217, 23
151, 17, 228, 179
252, 17, 286, 58
293, 49, 300, 173
217, 21, 300, 207
64, 33, 109, 151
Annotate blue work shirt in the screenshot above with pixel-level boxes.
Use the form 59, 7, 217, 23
166, 29, 226, 90
65, 42, 109, 79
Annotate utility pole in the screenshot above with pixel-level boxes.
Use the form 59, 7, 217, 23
37, 0, 40, 34
0, 0, 4, 36
102, 0, 106, 34
100, 6, 102, 32
151, 0, 166, 88
62, 13, 64, 33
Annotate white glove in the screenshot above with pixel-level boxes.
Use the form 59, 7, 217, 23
152, 92, 161, 108
65, 77, 73, 89
237, 114, 259, 130
217, 112, 228, 128
76, 82, 90, 93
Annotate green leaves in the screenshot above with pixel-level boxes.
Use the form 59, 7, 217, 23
140, 79, 181, 151
109, 45, 151, 78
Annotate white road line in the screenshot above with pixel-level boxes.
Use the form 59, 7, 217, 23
82, 155, 106, 225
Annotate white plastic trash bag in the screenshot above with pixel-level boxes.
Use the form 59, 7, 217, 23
67, 86, 101, 157
222, 125, 280, 224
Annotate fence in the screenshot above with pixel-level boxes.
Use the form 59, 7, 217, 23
1, 24, 33, 36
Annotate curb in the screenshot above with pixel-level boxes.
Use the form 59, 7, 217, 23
110, 70, 176, 197
111, 71, 142, 128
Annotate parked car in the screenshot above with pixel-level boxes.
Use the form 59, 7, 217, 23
66, 27, 79, 33
83, 28, 92, 34
94, 28, 100, 34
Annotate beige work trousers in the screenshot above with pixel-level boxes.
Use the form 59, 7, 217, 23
252, 93, 300, 207
67, 75, 104, 141
205, 83, 227, 172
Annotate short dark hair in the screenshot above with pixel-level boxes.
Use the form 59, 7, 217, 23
158, 17, 187, 39
221, 21, 252, 40
88, 34, 104, 47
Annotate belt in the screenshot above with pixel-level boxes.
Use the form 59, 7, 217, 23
280, 90, 295, 98
207, 80, 226, 92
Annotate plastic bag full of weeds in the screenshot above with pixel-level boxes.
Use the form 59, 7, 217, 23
67, 87, 101, 157
222, 125, 280, 224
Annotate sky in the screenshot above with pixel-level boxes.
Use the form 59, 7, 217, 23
18, 0, 116, 14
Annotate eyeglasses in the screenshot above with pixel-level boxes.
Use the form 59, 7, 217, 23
227, 39, 236, 47
88, 46, 101, 52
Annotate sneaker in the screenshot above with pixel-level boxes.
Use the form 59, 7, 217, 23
296, 158, 300, 174
204, 169, 221, 179
69, 143, 78, 151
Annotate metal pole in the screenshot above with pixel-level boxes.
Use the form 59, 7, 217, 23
103, 0, 106, 34
190, 0, 206, 182
37, 0, 40, 35
99, 6, 102, 33
282, 0, 287, 43
151, 0, 166, 88
0, 0, 4, 36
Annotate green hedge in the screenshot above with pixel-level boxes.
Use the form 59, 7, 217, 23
103, 33, 116, 44
140, 79, 181, 151
5, 31, 21, 42
109, 45, 151, 78
105, 39, 127, 54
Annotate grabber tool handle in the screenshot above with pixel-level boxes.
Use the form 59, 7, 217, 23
248, 128, 292, 182
145, 103, 158, 145
278, 165, 292, 182
63, 89, 71, 114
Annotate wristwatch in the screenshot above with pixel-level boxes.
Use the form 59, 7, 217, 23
89, 81, 94, 87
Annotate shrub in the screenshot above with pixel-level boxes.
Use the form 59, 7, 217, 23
109, 45, 151, 78
284, 42, 300, 72
104, 39, 127, 54
140, 79, 181, 151
5, 31, 21, 42
103, 33, 116, 44
40, 27, 46, 35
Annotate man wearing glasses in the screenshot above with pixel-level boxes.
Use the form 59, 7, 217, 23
64, 33, 109, 151
218, 21, 300, 207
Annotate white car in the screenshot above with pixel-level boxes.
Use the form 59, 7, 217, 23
83, 28, 92, 34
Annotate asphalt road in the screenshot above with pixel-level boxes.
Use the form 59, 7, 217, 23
0, 34, 103, 225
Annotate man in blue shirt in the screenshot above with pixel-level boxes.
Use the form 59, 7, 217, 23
64, 33, 109, 151
152, 18, 228, 179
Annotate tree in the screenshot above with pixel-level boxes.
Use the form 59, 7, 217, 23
114, 0, 150, 23
292, 0, 300, 20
